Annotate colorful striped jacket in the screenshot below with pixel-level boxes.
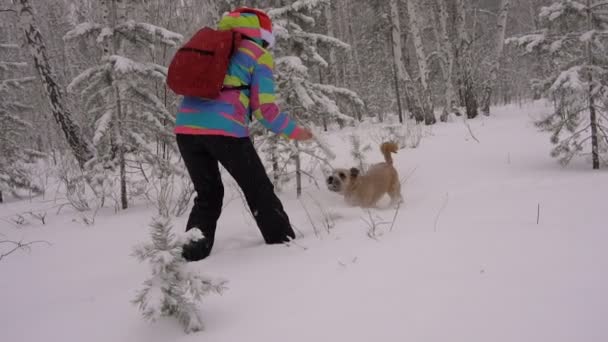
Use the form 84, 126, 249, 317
174, 13, 303, 139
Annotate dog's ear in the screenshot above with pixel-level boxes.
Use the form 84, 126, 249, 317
350, 167, 360, 178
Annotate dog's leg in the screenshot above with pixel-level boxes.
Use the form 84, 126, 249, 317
388, 181, 404, 207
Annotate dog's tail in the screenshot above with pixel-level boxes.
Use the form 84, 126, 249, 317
380, 142, 399, 165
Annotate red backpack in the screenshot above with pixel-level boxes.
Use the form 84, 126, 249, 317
167, 27, 242, 99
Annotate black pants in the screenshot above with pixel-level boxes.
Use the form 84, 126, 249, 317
176, 134, 295, 250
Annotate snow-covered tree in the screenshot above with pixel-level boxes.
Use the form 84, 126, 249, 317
270, 0, 364, 128
0, 42, 42, 203
405, 0, 436, 125
63, 0, 183, 209
431, 0, 459, 122
15, 0, 94, 169
480, 0, 512, 116
259, 0, 364, 196
508, 0, 608, 169
455, 0, 480, 119
132, 216, 226, 333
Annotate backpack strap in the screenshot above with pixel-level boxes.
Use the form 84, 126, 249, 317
221, 85, 250, 91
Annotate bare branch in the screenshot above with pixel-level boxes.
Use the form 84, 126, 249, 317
464, 118, 481, 143
434, 193, 449, 232
0, 239, 51, 262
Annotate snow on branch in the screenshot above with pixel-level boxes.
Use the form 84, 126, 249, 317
116, 20, 183, 47
311, 83, 365, 108
67, 65, 106, 93
590, 1, 608, 10
539, 1, 587, 22
300, 32, 350, 50
63, 22, 103, 41
293, 12, 315, 25
105, 55, 167, 81
0, 101, 32, 114
0, 77, 36, 93
0, 62, 28, 71
551, 65, 585, 92
268, 0, 330, 18
309, 91, 355, 123
506, 32, 547, 52
0, 43, 19, 50
276, 56, 309, 75
93, 109, 113, 145
294, 82, 316, 109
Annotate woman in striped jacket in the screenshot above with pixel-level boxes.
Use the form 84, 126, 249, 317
176, 7, 312, 261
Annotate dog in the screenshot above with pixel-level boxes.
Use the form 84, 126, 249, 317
326, 142, 402, 208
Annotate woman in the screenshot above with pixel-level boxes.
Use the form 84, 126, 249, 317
175, 7, 312, 261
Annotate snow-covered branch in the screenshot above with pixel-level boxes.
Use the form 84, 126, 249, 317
63, 22, 103, 41
268, 0, 330, 18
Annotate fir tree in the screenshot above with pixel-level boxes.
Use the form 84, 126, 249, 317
259, 0, 364, 196
132, 216, 227, 333
63, 1, 183, 209
0, 43, 42, 202
508, 0, 608, 168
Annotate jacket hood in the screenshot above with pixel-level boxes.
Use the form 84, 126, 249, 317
218, 9, 275, 48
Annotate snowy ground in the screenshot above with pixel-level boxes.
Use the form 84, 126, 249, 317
2, 102, 608, 342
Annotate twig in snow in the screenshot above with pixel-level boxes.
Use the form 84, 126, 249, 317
537, 203, 540, 225
27, 211, 47, 225
307, 193, 334, 233
0, 239, 51, 262
400, 166, 418, 186
464, 118, 480, 143
434, 193, 449, 232
299, 198, 320, 238
11, 214, 28, 226
389, 202, 402, 232
361, 209, 391, 240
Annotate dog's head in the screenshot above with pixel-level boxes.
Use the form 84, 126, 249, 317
326, 167, 360, 193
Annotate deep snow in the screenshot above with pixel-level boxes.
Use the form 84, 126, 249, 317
1, 102, 607, 342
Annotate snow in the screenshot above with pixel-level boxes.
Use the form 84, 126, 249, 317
63, 22, 103, 41
0, 43, 19, 50
116, 20, 183, 47
268, 0, 330, 18
2, 102, 608, 341
507, 33, 547, 52
551, 65, 585, 92
93, 109, 113, 144
580, 30, 596, 42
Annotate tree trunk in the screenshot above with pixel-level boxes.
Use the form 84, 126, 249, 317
390, 35, 405, 124
434, 0, 458, 121
586, 0, 600, 169
294, 141, 302, 198
455, 0, 479, 119
17, 0, 93, 169
405, 0, 435, 125
324, 2, 337, 86
481, 0, 511, 116
345, 0, 363, 87
589, 84, 600, 169
389, 0, 424, 123
0, 191, 3, 204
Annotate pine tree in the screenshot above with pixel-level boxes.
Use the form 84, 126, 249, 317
132, 216, 226, 333
63, 0, 183, 209
0, 43, 42, 202
270, 0, 364, 127
264, 0, 365, 196
508, 0, 608, 168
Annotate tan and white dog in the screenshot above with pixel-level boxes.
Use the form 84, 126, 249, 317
326, 142, 403, 208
